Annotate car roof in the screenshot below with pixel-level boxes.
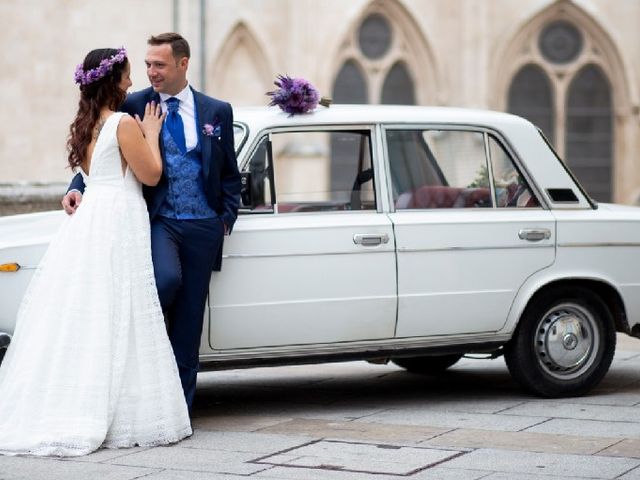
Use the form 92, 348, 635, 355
233, 105, 533, 132
232, 104, 593, 210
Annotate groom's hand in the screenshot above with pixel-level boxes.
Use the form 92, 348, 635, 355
62, 191, 83, 215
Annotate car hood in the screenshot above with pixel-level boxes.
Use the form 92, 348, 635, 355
0, 210, 65, 250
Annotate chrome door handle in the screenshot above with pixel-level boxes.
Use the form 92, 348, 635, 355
518, 228, 551, 242
353, 233, 390, 246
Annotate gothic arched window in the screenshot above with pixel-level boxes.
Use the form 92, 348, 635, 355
382, 62, 415, 105
333, 60, 368, 104
507, 64, 555, 144
331, 9, 421, 190
333, 12, 416, 105
506, 19, 614, 201
566, 64, 612, 202
358, 13, 392, 60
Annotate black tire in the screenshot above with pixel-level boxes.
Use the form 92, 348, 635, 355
393, 354, 463, 374
504, 286, 616, 397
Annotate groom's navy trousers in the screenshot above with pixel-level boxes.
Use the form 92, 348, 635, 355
127, 87, 240, 412
150, 216, 224, 410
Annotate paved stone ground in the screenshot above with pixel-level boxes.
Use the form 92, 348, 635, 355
2, 334, 640, 479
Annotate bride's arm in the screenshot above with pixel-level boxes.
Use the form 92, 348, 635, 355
117, 103, 165, 186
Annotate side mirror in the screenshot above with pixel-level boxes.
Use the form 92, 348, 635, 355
240, 171, 254, 209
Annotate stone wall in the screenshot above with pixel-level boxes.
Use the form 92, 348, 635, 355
0, 184, 66, 217
1, 0, 639, 204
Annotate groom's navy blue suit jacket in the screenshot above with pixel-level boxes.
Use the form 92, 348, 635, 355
69, 87, 241, 271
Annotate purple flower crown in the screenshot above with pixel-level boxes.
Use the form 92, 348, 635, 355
266, 75, 331, 115
74, 47, 127, 86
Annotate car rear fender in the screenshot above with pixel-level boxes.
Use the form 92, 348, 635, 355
501, 270, 629, 338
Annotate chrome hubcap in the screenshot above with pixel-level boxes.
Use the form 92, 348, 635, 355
535, 303, 599, 380
563, 332, 578, 350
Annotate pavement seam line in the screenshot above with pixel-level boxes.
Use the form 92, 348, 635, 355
517, 417, 553, 432
127, 468, 166, 480
244, 417, 299, 433
592, 438, 627, 456
96, 446, 154, 464
404, 449, 470, 476
493, 400, 528, 414
615, 463, 640, 479
249, 438, 324, 465
346, 407, 392, 421
418, 427, 458, 442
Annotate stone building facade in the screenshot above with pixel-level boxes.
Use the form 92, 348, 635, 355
1, 0, 639, 213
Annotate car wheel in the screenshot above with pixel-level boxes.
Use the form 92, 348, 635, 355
504, 286, 616, 397
393, 354, 463, 374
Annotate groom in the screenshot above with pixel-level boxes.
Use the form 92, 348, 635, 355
63, 33, 241, 412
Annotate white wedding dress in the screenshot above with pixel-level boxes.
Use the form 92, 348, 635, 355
0, 113, 192, 456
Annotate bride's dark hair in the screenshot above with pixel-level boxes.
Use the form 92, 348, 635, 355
67, 48, 128, 169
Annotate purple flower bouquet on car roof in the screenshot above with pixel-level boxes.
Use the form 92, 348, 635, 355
266, 75, 331, 115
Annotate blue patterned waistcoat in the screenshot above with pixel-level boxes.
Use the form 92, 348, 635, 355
157, 126, 216, 220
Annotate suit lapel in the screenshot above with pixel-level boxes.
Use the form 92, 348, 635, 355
143, 88, 161, 114
192, 87, 212, 179
145, 90, 165, 162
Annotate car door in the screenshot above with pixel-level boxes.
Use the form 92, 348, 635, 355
208, 126, 397, 350
385, 126, 555, 337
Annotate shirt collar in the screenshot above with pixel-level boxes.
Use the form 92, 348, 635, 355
159, 83, 191, 104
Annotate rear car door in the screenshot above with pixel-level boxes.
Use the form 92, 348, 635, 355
385, 126, 555, 337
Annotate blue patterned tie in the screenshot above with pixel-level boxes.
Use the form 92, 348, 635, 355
165, 97, 186, 154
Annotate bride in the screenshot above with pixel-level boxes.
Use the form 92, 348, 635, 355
0, 47, 191, 456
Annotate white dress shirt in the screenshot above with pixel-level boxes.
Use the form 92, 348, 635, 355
159, 84, 198, 152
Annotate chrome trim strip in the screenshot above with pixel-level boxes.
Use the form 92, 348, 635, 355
223, 249, 393, 259
373, 123, 392, 214
201, 332, 511, 362
239, 124, 376, 172
397, 244, 554, 253
483, 132, 498, 207
558, 242, 640, 248
215, 294, 396, 309
232, 121, 249, 154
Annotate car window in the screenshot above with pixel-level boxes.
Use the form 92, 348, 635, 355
241, 136, 274, 212
388, 129, 493, 209
489, 136, 539, 208
243, 129, 375, 213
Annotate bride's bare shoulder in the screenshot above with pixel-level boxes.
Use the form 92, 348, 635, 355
116, 115, 141, 138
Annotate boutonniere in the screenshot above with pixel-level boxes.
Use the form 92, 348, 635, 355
202, 117, 222, 139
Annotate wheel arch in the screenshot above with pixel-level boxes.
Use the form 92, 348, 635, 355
503, 276, 629, 339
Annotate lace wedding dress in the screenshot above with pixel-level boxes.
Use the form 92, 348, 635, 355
0, 113, 192, 456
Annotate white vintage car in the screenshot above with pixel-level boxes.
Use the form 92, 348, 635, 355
2, 105, 639, 397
